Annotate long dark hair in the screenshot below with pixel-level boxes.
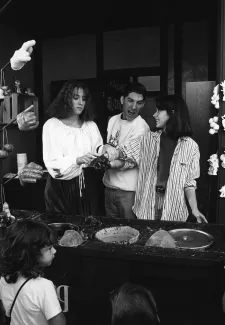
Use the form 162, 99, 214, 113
156, 94, 193, 139
0, 219, 56, 283
47, 79, 95, 121
110, 283, 160, 325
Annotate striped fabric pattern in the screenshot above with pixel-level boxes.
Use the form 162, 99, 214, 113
120, 131, 200, 221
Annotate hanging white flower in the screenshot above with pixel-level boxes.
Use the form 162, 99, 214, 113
211, 84, 220, 108
208, 153, 219, 175
221, 114, 225, 131
219, 185, 225, 197
221, 81, 225, 101
209, 116, 220, 134
220, 153, 225, 168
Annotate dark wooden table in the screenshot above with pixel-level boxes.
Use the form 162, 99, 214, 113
35, 214, 225, 324
1, 211, 225, 325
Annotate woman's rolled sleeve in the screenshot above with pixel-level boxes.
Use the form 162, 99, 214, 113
119, 137, 141, 166
184, 149, 200, 190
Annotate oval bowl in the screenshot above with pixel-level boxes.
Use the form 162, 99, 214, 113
48, 222, 79, 239
95, 226, 140, 244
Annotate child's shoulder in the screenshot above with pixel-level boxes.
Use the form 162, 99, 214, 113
29, 277, 54, 290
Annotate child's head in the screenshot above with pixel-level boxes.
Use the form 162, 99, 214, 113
0, 219, 56, 283
110, 283, 160, 325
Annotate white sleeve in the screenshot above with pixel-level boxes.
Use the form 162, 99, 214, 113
42, 120, 82, 180
89, 121, 103, 153
39, 280, 62, 321
136, 120, 150, 137
106, 116, 114, 143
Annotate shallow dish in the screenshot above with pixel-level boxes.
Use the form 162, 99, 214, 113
168, 228, 214, 250
95, 226, 140, 244
48, 223, 79, 239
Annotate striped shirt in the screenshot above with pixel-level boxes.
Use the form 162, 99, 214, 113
120, 131, 200, 221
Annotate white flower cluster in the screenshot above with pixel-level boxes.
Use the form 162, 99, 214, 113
220, 81, 225, 101
209, 116, 219, 134
210, 82, 225, 197
211, 84, 220, 108
208, 154, 219, 175
220, 152, 225, 168
221, 114, 225, 131
219, 185, 225, 198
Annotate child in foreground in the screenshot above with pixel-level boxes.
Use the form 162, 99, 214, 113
0, 218, 66, 325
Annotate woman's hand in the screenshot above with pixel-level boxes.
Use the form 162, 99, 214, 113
76, 153, 99, 166
192, 209, 208, 223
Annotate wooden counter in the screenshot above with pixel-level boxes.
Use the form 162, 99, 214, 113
1, 211, 225, 325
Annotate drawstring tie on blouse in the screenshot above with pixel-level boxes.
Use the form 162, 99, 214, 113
79, 171, 85, 197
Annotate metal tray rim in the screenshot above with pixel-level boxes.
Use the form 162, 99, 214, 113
168, 228, 214, 250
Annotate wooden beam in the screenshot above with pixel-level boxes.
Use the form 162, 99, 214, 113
174, 20, 183, 96
160, 20, 169, 94
96, 31, 104, 79
32, 40, 44, 165
103, 67, 160, 78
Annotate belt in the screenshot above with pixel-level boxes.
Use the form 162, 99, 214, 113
156, 186, 165, 194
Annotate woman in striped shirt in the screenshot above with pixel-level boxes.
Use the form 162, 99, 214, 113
104, 95, 207, 223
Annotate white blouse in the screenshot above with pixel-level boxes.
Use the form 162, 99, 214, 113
42, 117, 103, 180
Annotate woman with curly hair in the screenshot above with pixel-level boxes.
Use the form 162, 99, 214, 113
43, 79, 103, 216
0, 218, 66, 325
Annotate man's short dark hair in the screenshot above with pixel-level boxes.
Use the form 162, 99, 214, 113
123, 82, 147, 101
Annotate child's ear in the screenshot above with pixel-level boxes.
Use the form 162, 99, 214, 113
120, 96, 124, 105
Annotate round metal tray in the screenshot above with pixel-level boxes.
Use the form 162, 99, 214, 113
168, 228, 214, 250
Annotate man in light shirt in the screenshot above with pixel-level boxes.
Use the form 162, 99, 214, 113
102, 82, 149, 219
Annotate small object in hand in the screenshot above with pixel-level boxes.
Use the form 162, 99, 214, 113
89, 155, 110, 170
3, 144, 14, 153
0, 150, 9, 159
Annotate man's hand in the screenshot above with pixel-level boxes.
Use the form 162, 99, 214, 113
17, 105, 39, 131
19, 162, 43, 185
102, 144, 119, 161
10, 40, 36, 70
